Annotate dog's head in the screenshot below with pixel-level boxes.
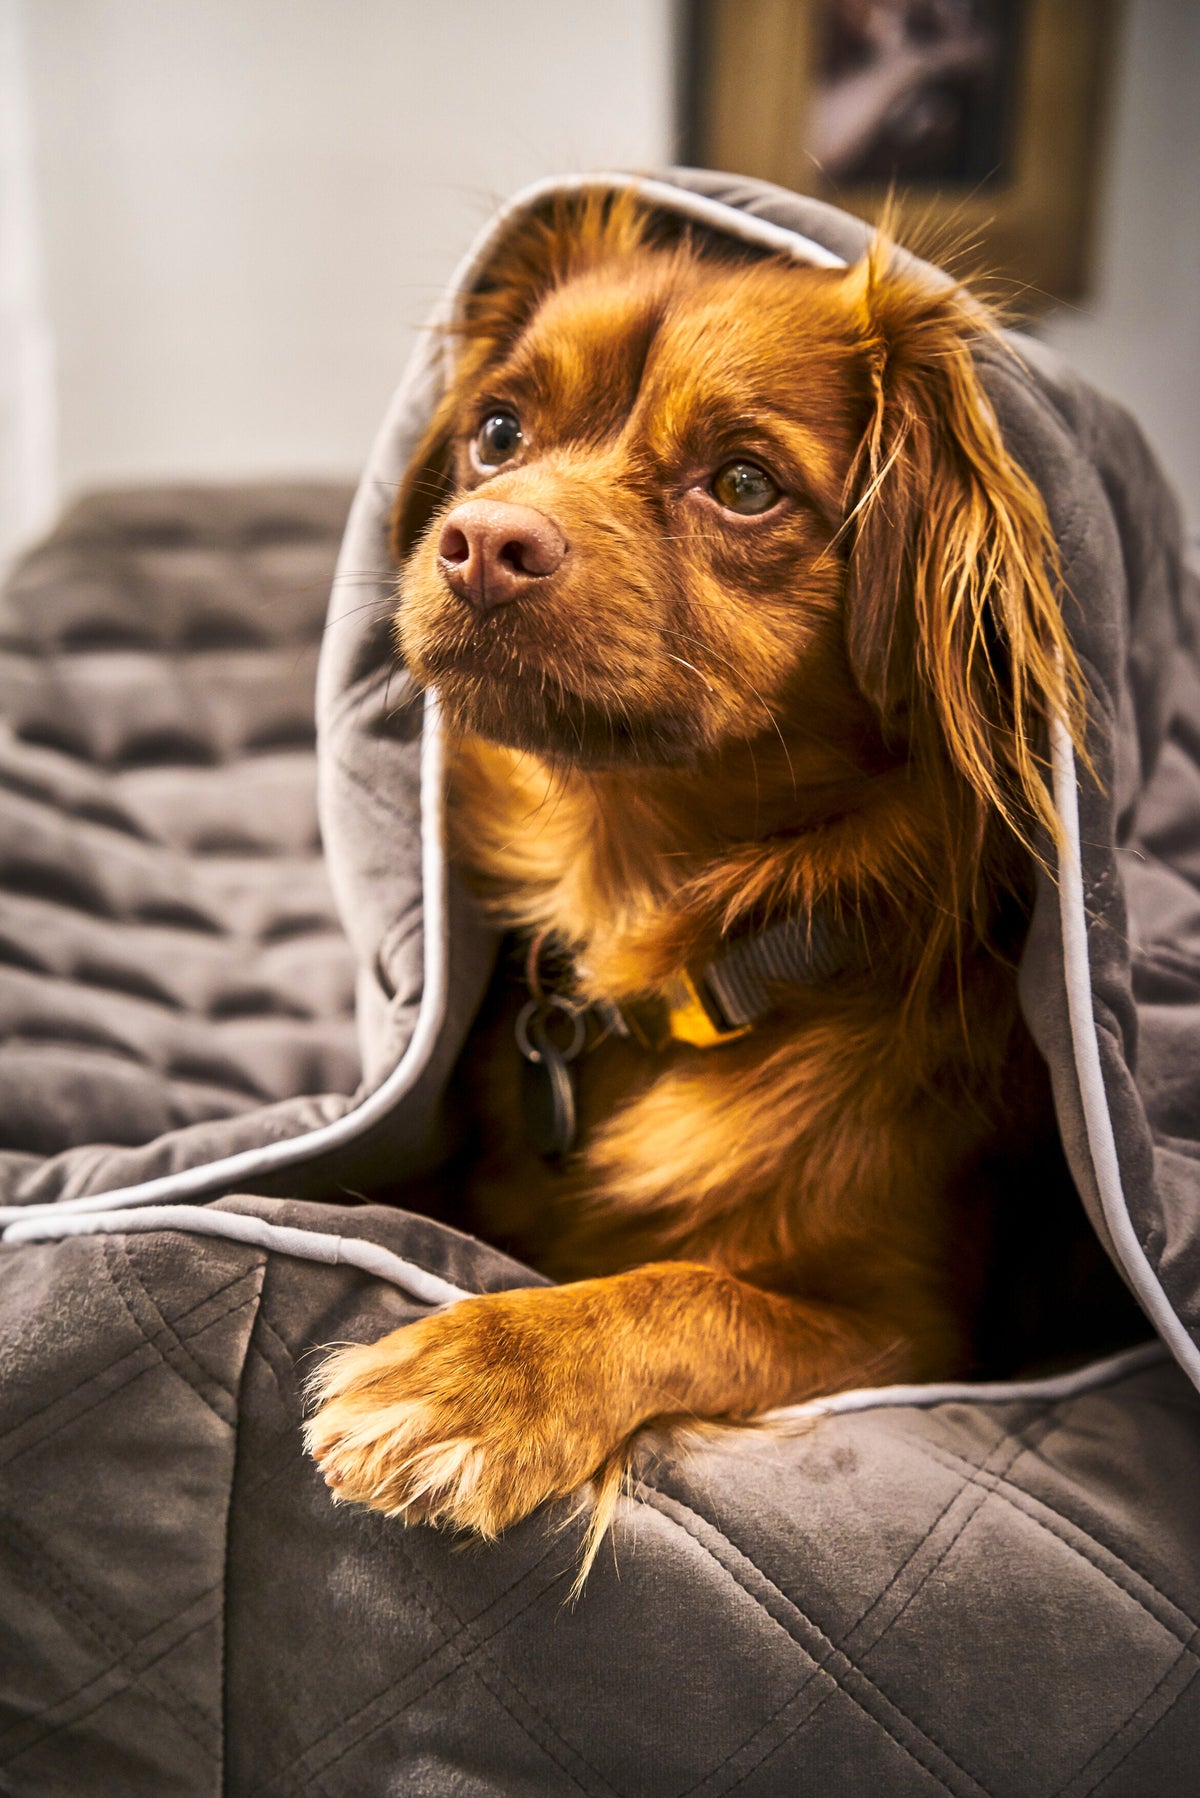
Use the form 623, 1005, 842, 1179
394, 191, 1082, 845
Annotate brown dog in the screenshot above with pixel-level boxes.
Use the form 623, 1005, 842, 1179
305, 192, 1085, 1567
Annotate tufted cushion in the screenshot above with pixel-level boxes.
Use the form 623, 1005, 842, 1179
0, 485, 360, 1188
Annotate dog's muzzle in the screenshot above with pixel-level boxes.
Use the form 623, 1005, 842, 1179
438, 499, 567, 612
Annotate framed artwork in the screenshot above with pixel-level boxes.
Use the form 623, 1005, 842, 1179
682, 0, 1119, 308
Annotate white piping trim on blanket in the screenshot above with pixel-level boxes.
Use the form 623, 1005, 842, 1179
0, 173, 1189, 1409
3, 1195, 1173, 1433
2, 1204, 469, 1309
1050, 718, 1200, 1385
0, 1194, 1169, 1413
440, 173, 845, 376
766, 1338, 1169, 1421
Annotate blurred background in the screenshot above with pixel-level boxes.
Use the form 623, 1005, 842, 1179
2, 0, 1197, 570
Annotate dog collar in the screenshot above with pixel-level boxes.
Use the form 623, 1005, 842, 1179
625, 913, 854, 1050
515, 916, 855, 1158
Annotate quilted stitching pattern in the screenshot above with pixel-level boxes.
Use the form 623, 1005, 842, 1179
0, 1228, 264, 1796
203, 1225, 1200, 1798
1, 1205, 1197, 1797
0, 486, 360, 1182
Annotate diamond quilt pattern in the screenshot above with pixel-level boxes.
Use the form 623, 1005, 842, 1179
0, 1227, 264, 1795
207, 1213, 1197, 1798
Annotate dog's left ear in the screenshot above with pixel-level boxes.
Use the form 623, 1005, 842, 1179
842, 245, 1084, 847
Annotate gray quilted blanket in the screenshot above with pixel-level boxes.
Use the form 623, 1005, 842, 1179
3, 171, 1200, 1796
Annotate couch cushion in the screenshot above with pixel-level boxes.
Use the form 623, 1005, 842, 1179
0, 485, 359, 1193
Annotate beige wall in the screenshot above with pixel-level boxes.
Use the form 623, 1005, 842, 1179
17, 0, 1199, 537
1039, 0, 1200, 534
21, 0, 675, 504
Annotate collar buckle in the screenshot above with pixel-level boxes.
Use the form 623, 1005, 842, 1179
662, 968, 753, 1048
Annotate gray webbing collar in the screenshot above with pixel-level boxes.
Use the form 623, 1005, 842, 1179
700, 913, 850, 1032
588, 910, 859, 1051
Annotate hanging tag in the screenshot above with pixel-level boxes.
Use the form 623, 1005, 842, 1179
515, 997, 586, 1159
520, 1042, 577, 1157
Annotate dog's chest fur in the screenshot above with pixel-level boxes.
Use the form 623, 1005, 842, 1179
386, 206, 1096, 1387
442, 730, 1031, 1364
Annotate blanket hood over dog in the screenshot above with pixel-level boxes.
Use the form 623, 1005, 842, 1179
4, 169, 1200, 1797
3, 167, 1198, 1392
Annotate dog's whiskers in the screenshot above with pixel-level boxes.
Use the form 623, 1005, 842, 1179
662, 652, 716, 694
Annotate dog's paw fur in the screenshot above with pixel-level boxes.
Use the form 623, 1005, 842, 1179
304, 1288, 628, 1536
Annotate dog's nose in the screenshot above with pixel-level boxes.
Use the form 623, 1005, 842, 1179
437, 500, 567, 610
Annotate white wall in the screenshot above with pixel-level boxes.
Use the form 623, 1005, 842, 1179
0, 0, 56, 558
1038, 0, 1200, 535
18, 0, 675, 528
13, 0, 1200, 549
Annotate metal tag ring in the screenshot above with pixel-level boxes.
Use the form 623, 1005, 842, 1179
515, 998, 587, 1064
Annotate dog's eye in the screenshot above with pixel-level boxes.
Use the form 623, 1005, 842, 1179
711, 462, 780, 516
473, 411, 524, 471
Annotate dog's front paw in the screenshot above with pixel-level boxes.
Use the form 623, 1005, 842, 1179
304, 1287, 624, 1535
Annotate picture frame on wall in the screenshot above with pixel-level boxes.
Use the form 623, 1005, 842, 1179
682, 0, 1118, 309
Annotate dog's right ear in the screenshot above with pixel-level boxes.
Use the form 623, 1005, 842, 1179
392, 189, 653, 564
391, 208, 572, 563
391, 400, 457, 563
389, 211, 577, 563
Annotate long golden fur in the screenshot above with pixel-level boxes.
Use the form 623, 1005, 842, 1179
305, 191, 1086, 1580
